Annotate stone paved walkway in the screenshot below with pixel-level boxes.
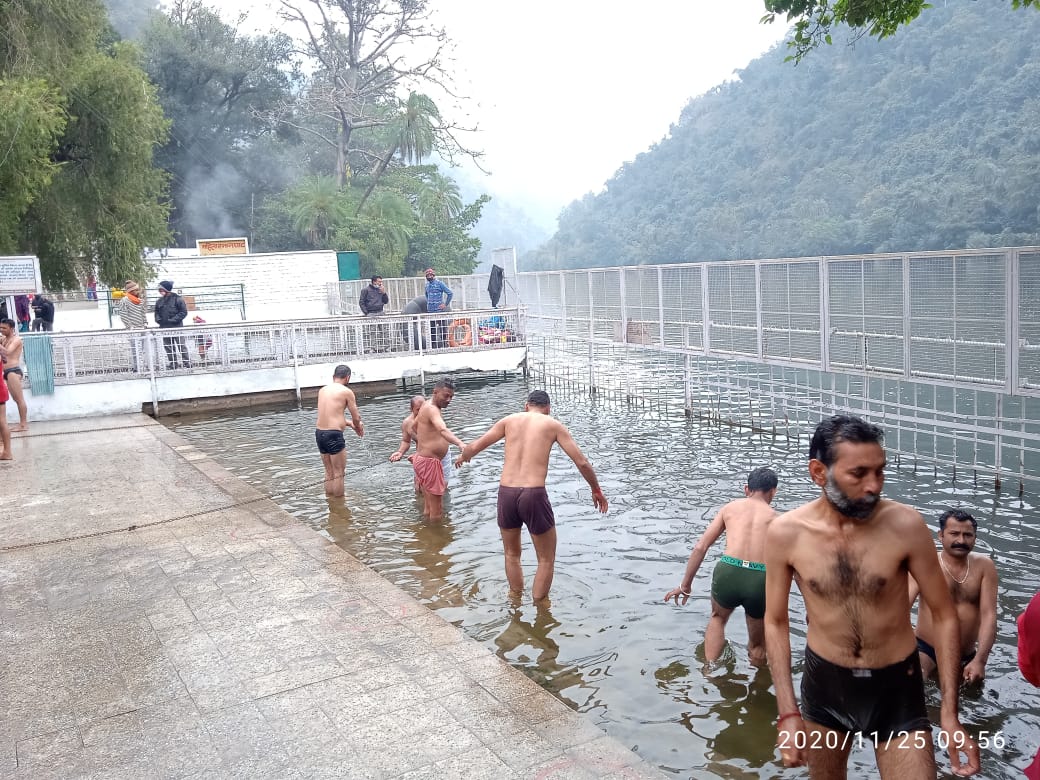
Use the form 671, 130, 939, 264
1, 416, 667, 779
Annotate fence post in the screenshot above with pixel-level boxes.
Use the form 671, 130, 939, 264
148, 332, 159, 417
902, 254, 912, 379
657, 266, 665, 346
239, 283, 246, 320
291, 324, 302, 405
754, 261, 763, 360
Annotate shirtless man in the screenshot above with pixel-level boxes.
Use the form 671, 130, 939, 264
390, 395, 425, 493
910, 509, 998, 686
413, 378, 465, 519
314, 364, 364, 497
664, 467, 778, 665
455, 390, 608, 602
0, 319, 28, 431
765, 415, 979, 779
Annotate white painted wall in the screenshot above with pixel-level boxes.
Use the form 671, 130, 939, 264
151, 250, 339, 322
12, 347, 527, 422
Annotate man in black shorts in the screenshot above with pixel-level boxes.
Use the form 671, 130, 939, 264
765, 416, 979, 778
455, 390, 607, 603
314, 365, 364, 496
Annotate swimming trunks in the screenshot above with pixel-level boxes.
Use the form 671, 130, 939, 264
915, 637, 977, 668
711, 556, 767, 619
314, 428, 345, 455
413, 454, 447, 496
800, 646, 930, 737
497, 485, 556, 535
3, 367, 22, 380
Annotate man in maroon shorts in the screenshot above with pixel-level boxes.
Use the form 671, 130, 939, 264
413, 378, 465, 519
455, 390, 608, 603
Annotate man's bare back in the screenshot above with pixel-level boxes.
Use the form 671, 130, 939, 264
715, 496, 776, 563
496, 411, 569, 487
316, 383, 359, 431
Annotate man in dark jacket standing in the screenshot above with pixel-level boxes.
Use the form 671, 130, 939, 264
359, 275, 390, 352
154, 280, 190, 369
359, 276, 388, 315
30, 295, 55, 331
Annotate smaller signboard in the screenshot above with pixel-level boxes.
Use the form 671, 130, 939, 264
197, 237, 249, 256
0, 255, 42, 295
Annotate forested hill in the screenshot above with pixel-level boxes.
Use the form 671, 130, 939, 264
525, 1, 1040, 270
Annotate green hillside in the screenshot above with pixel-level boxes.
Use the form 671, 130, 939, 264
526, 1, 1040, 270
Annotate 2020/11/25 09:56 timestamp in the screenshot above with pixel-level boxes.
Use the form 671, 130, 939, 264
778, 729, 1005, 751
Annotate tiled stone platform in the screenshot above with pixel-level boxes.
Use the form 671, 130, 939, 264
1, 417, 666, 779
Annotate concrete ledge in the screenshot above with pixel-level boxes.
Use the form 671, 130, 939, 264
0, 414, 666, 778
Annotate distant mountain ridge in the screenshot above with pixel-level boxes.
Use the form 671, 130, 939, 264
525, 1, 1040, 270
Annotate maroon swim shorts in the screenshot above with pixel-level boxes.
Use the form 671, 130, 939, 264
497, 485, 556, 535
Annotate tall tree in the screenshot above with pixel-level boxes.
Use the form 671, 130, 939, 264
762, 0, 1038, 60
142, 0, 298, 245
0, 0, 170, 287
356, 92, 440, 214
276, 0, 479, 188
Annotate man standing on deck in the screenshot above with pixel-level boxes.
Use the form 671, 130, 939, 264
424, 268, 452, 349
909, 509, 998, 685
455, 390, 608, 603
413, 378, 465, 519
0, 319, 29, 431
663, 467, 778, 665
315, 364, 364, 497
765, 415, 979, 778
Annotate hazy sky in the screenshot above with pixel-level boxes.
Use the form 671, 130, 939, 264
224, 1, 789, 223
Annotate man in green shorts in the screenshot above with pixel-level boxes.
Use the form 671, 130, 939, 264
664, 467, 778, 664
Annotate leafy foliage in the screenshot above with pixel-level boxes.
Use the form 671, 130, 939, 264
763, 0, 1038, 61
141, 1, 299, 246
1, 0, 170, 287
528, 2, 1040, 270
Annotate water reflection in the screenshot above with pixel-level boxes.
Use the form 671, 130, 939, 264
168, 376, 1040, 780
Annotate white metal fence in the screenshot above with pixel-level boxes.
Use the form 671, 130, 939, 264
328, 273, 519, 316
27, 308, 526, 386
516, 248, 1040, 491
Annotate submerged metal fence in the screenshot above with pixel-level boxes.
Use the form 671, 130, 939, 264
517, 248, 1040, 491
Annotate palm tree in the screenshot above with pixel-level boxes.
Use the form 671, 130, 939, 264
356, 92, 439, 214
415, 171, 463, 223
359, 189, 414, 262
288, 176, 353, 246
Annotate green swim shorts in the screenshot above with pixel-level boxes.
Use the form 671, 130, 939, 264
710, 555, 767, 619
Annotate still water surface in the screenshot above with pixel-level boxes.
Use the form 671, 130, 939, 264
168, 376, 1040, 778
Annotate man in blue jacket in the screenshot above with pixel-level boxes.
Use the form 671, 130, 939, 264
424, 267, 453, 349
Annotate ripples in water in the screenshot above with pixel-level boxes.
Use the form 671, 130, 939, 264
168, 374, 1040, 778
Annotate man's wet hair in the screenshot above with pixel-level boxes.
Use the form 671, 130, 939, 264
434, 377, 455, 391
809, 415, 884, 467
333, 364, 351, 379
371, 275, 381, 283
747, 467, 778, 493
0, 318, 14, 328
939, 508, 978, 532
527, 390, 550, 407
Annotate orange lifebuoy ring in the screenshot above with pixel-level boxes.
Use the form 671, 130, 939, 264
448, 319, 472, 347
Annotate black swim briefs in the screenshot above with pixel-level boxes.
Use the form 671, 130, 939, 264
916, 636, 977, 668
497, 485, 556, 535
314, 428, 346, 455
3, 367, 22, 380
800, 645, 930, 737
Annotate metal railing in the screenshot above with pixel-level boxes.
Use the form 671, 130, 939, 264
511, 247, 1040, 490
105, 284, 247, 327
328, 273, 519, 316
27, 307, 525, 386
